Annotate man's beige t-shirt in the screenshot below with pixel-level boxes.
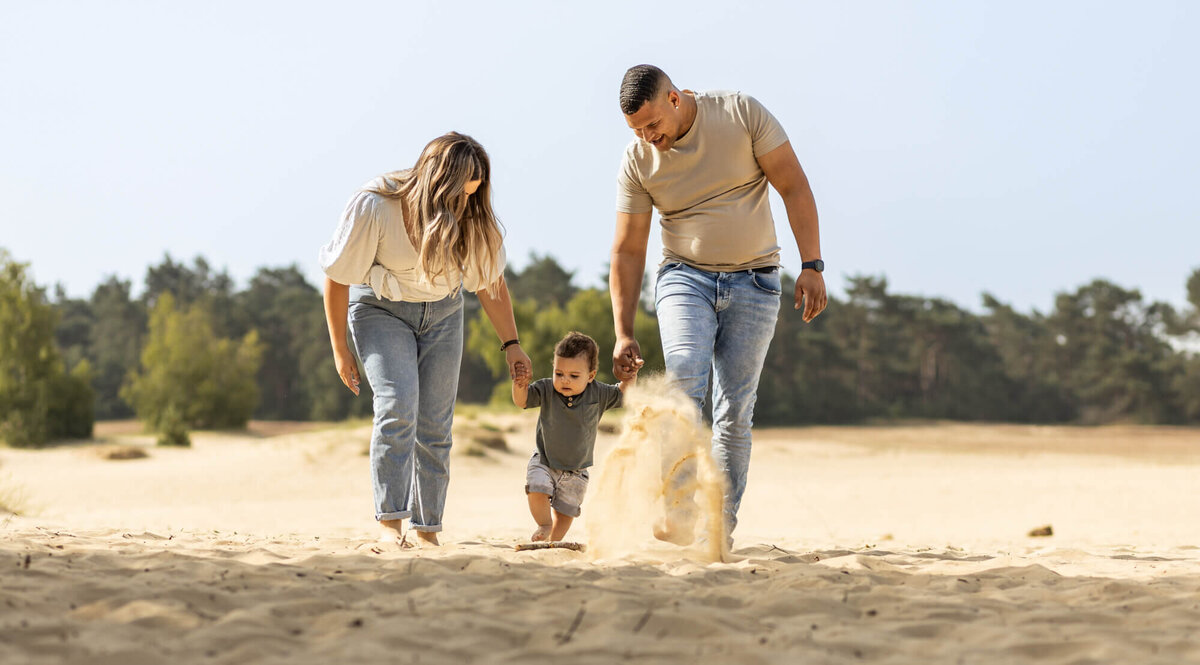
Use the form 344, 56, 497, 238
616, 90, 789, 272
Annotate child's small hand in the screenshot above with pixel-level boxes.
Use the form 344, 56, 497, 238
512, 360, 531, 388
619, 358, 645, 391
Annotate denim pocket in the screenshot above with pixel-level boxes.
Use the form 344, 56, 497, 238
347, 301, 371, 322
750, 268, 782, 295
657, 261, 685, 277
655, 262, 685, 302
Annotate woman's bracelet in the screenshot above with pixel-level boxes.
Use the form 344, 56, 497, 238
500, 339, 521, 352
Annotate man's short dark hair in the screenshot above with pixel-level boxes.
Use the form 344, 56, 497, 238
554, 331, 599, 372
619, 65, 670, 115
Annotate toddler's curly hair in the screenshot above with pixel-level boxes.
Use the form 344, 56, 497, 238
554, 331, 598, 372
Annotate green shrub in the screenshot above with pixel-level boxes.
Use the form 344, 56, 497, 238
48, 359, 94, 440
156, 405, 191, 447
0, 251, 95, 447
122, 293, 262, 439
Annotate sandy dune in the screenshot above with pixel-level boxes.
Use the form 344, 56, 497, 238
3, 415, 1200, 664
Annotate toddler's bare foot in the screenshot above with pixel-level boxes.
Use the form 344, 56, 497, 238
531, 525, 552, 542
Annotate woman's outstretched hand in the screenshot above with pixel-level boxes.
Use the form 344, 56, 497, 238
506, 344, 532, 383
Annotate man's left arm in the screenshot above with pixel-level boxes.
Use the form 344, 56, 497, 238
757, 141, 827, 322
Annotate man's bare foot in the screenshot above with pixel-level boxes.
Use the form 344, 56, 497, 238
531, 525, 552, 542
653, 521, 695, 546
378, 519, 405, 543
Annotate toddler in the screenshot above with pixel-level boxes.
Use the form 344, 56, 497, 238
511, 331, 640, 541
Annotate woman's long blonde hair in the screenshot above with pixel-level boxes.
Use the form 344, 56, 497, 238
367, 132, 504, 290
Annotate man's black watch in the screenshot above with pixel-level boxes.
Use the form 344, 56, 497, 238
801, 259, 825, 273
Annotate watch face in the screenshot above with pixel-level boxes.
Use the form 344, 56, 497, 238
814, 259, 825, 272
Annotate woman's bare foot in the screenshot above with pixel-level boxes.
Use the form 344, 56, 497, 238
531, 525, 552, 542
408, 530, 440, 548
379, 519, 405, 543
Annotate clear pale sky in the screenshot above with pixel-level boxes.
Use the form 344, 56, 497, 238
2, 1, 1197, 314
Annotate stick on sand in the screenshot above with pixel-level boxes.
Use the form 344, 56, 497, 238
514, 541, 586, 552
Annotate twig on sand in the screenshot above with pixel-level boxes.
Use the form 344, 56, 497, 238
514, 541, 586, 552
557, 605, 587, 645
632, 607, 653, 634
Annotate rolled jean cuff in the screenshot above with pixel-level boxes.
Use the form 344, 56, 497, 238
376, 510, 411, 522
550, 500, 582, 518
409, 524, 442, 533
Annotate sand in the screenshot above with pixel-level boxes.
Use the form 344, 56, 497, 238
3, 415, 1200, 664
587, 378, 727, 562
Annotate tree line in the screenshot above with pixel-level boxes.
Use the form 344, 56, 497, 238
2, 247, 1199, 447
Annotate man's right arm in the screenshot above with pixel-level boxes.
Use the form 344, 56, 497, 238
610, 210, 652, 381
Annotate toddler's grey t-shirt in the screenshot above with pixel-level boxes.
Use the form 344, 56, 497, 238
525, 378, 623, 471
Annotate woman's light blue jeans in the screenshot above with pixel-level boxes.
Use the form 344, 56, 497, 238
655, 262, 781, 534
348, 286, 463, 532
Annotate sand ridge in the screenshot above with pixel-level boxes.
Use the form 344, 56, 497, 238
4, 527, 1200, 664
4, 418, 1200, 662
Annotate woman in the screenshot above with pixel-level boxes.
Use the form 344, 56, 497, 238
319, 132, 530, 547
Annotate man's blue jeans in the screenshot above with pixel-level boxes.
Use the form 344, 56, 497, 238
655, 262, 781, 533
348, 286, 463, 532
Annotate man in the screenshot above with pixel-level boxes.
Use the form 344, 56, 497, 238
609, 64, 826, 539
